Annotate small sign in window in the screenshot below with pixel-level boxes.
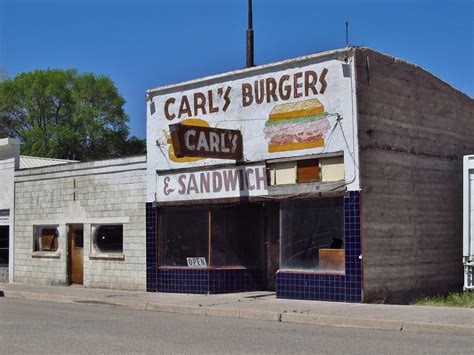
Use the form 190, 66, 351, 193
186, 257, 207, 268
0, 210, 9, 226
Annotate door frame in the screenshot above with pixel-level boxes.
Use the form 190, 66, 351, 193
67, 224, 84, 285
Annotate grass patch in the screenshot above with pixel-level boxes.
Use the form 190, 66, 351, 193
413, 292, 474, 308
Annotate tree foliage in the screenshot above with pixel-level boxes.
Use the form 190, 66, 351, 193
0, 69, 145, 160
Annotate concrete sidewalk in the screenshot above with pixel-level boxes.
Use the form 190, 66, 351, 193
1, 283, 473, 336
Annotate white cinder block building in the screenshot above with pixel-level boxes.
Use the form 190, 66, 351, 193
1, 138, 75, 283
0, 138, 147, 290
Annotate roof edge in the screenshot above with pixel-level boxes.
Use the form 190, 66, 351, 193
15, 154, 147, 176
146, 47, 355, 99
355, 46, 473, 100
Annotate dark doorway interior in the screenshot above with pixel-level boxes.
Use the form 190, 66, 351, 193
0, 226, 8, 266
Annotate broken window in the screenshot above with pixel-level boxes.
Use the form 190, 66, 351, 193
34, 226, 59, 252
93, 225, 123, 253
280, 198, 344, 272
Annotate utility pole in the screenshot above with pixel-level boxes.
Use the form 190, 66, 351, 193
246, 0, 254, 67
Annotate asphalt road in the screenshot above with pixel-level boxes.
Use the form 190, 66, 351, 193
0, 299, 472, 354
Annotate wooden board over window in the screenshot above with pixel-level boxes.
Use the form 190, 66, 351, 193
40, 229, 58, 251
297, 159, 321, 183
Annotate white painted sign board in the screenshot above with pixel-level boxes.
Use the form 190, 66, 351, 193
147, 49, 360, 202
157, 163, 268, 202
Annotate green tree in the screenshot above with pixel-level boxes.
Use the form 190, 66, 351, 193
0, 69, 145, 160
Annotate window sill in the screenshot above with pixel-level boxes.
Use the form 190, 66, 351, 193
89, 253, 125, 261
159, 266, 247, 270
278, 269, 345, 276
32, 251, 60, 259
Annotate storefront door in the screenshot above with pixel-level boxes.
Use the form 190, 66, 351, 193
263, 203, 280, 291
68, 225, 84, 285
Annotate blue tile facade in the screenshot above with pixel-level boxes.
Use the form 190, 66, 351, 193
159, 268, 209, 294
209, 269, 262, 293
158, 268, 262, 294
276, 191, 362, 302
147, 192, 361, 300
146, 203, 158, 292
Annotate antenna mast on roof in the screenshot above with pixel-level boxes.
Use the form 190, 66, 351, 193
345, 21, 349, 47
246, 0, 255, 67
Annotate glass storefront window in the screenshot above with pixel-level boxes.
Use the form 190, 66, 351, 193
210, 204, 262, 268
159, 204, 264, 268
280, 198, 344, 272
160, 207, 209, 267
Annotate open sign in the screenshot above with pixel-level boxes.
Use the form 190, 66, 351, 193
186, 257, 208, 268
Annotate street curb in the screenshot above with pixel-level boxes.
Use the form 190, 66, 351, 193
2, 290, 473, 336
2, 290, 147, 310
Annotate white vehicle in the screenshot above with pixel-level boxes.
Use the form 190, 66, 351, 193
463, 156, 474, 290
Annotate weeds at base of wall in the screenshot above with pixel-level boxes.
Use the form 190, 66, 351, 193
413, 292, 474, 308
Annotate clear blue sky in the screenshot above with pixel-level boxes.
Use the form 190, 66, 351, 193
1, 0, 473, 140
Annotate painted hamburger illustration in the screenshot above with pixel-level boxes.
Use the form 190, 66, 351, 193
263, 98, 331, 153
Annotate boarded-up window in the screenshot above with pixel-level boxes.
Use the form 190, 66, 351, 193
34, 226, 59, 252
267, 161, 296, 185
320, 156, 344, 182
297, 159, 321, 183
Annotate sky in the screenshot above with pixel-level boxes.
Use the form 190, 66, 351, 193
1, 0, 473, 140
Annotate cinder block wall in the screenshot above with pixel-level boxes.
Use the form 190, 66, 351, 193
0, 158, 15, 283
355, 48, 474, 302
13, 156, 147, 290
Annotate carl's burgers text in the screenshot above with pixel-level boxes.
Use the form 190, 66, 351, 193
162, 68, 328, 121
